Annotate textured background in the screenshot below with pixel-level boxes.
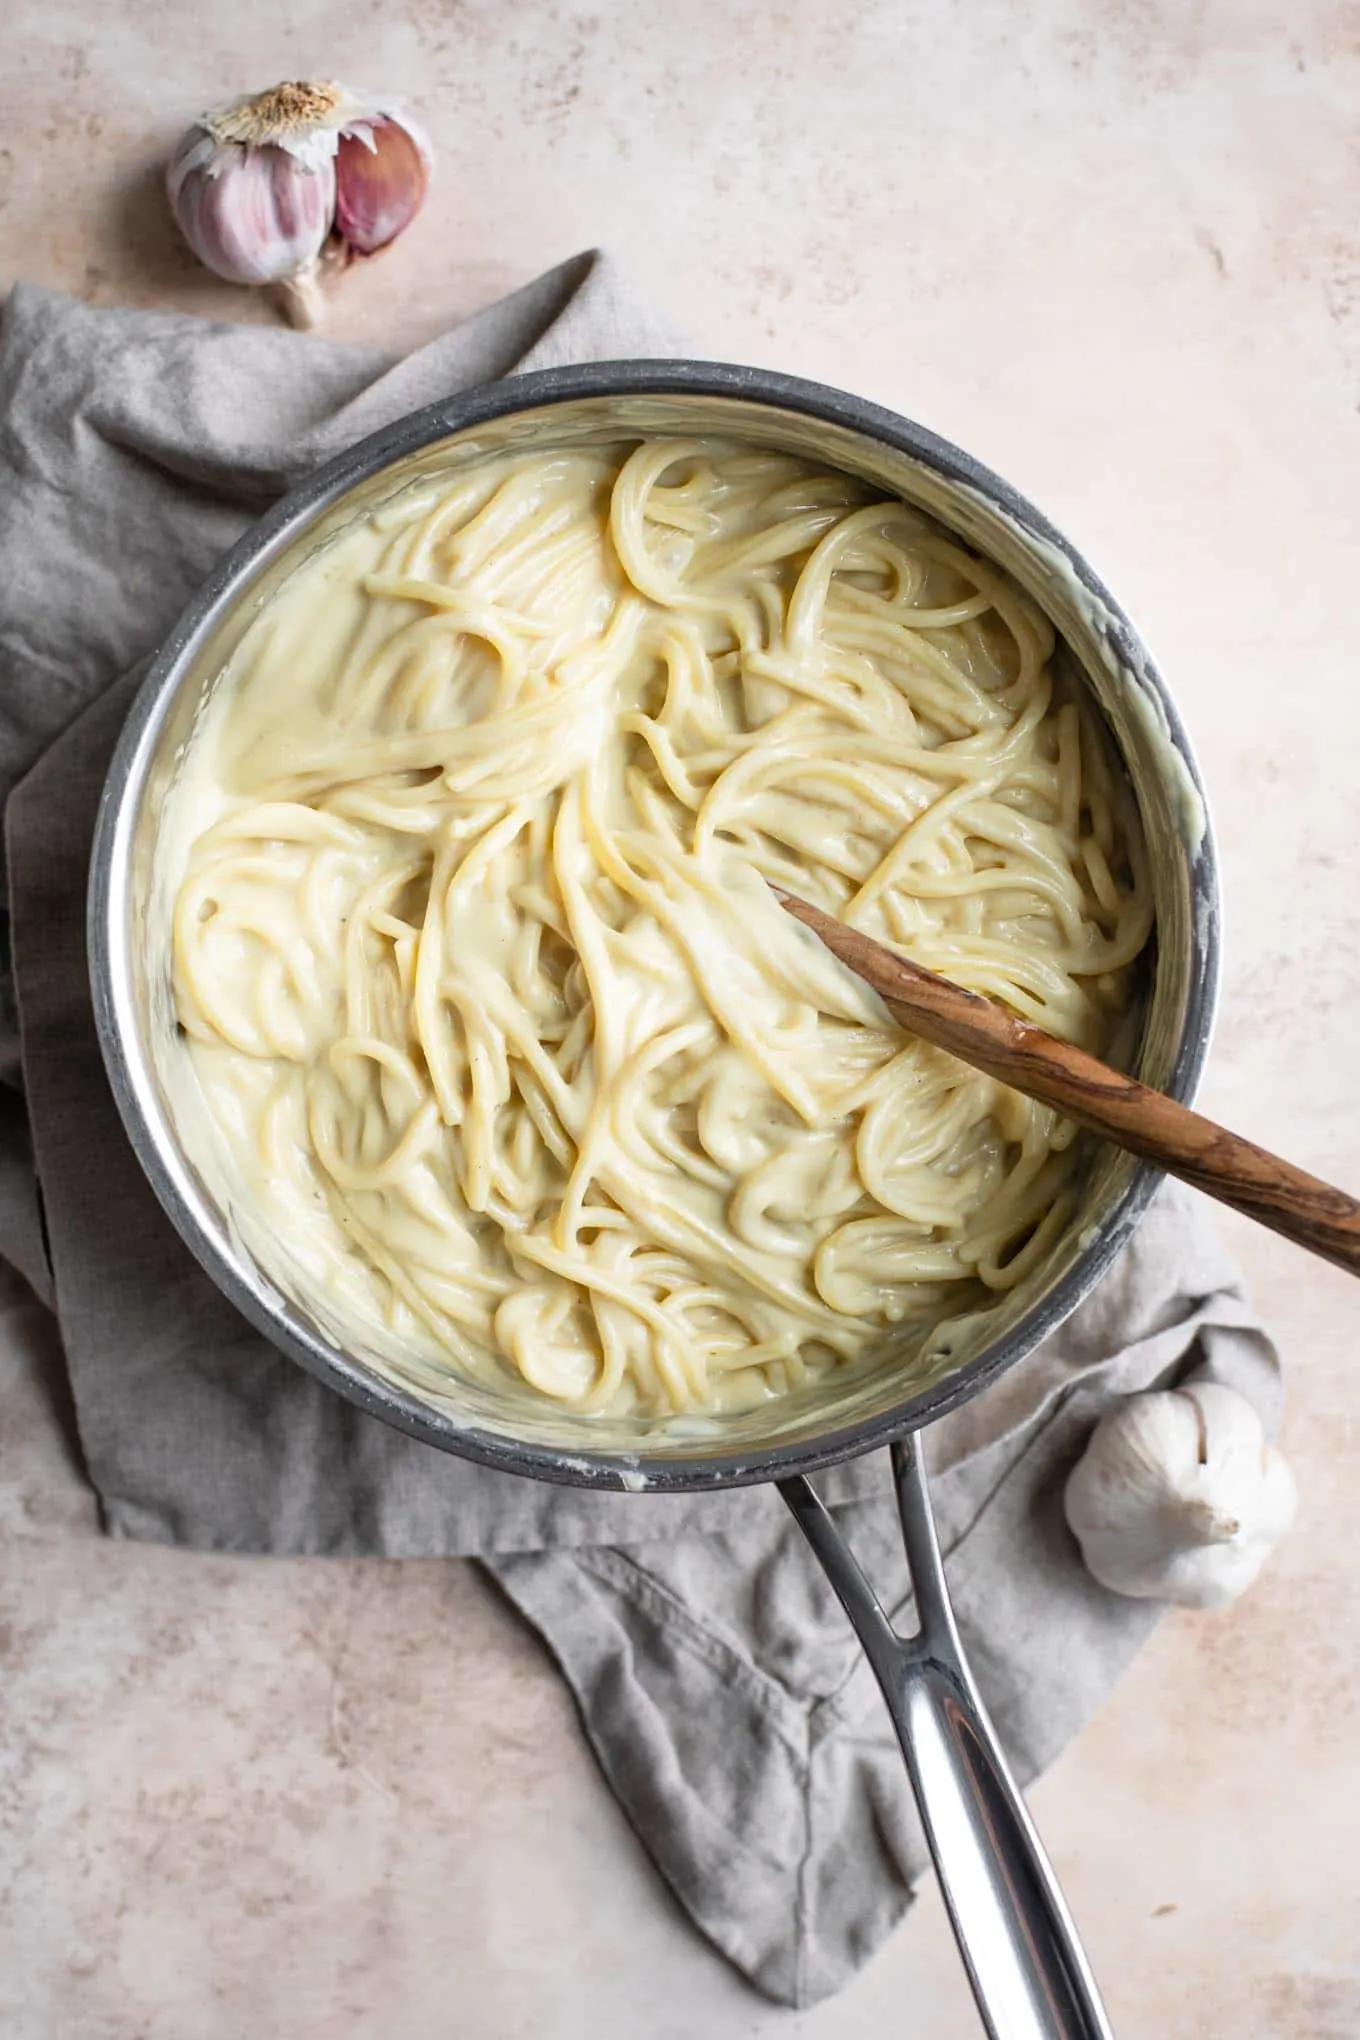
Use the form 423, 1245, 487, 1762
2, 2, 1359, 2033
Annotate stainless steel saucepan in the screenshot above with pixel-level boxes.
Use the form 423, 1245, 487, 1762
88, 364, 1219, 2039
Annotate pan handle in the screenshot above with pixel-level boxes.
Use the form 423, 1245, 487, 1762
780, 1437, 1114, 2040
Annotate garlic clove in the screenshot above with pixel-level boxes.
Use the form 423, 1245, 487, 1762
1064, 1383, 1297, 1611
167, 136, 334, 307
333, 114, 433, 258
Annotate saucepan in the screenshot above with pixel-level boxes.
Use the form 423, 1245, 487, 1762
87, 364, 1218, 2040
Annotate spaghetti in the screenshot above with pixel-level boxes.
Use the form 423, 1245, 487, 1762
170, 438, 1151, 1418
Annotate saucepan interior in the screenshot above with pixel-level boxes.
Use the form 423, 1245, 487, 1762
89, 365, 1219, 1492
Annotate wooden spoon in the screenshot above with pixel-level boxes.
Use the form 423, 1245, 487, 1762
774, 888, 1360, 1276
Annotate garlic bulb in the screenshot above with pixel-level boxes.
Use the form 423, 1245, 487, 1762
167, 81, 432, 328
1064, 1383, 1296, 1610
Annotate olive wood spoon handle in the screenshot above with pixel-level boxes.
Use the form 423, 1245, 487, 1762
776, 889, 1360, 1277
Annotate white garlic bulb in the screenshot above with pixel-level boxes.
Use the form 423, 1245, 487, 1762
167, 80, 433, 328
1064, 1383, 1296, 1610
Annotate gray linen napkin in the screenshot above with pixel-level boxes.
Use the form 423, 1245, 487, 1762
0, 256, 1281, 2008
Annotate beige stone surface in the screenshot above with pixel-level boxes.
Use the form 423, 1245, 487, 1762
2, 1, 1359, 2033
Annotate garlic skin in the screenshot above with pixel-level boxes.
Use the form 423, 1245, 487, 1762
333, 113, 432, 258
1064, 1384, 1297, 1610
168, 136, 334, 296
166, 81, 432, 328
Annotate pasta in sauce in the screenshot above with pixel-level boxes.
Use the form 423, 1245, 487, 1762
171, 438, 1152, 1418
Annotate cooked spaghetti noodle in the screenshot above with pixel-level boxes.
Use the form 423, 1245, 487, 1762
169, 438, 1151, 1417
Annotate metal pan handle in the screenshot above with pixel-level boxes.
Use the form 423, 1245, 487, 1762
780, 1437, 1114, 2040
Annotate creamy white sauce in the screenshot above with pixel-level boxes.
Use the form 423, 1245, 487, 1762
957, 484, 1208, 854
161, 439, 1152, 1423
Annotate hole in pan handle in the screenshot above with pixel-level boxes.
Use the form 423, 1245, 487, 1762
779, 1438, 1115, 2040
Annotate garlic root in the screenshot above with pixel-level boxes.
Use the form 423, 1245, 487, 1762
273, 267, 326, 330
